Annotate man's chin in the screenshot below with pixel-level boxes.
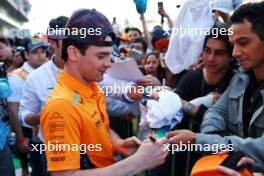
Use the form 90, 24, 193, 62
205, 68, 218, 73
96, 75, 104, 82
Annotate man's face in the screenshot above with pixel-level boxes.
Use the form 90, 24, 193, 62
77, 45, 112, 82
130, 42, 144, 54
229, 20, 264, 71
128, 30, 141, 41
0, 42, 12, 61
202, 38, 230, 73
159, 49, 168, 69
26, 47, 47, 69
12, 53, 24, 67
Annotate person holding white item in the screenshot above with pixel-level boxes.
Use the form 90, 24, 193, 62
140, 90, 182, 129
165, 0, 214, 75
175, 22, 235, 132
138, 89, 183, 140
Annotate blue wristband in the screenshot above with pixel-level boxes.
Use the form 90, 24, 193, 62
143, 87, 149, 99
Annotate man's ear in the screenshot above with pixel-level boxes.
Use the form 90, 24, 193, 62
67, 45, 80, 62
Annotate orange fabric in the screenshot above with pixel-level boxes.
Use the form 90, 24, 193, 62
40, 71, 115, 171
191, 154, 228, 176
8, 67, 29, 81
191, 154, 253, 176
154, 38, 169, 51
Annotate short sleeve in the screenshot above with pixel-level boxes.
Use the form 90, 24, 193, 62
19, 77, 41, 128
40, 98, 82, 171
7, 76, 24, 102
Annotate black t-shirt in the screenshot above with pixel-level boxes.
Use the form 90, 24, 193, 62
243, 71, 264, 137
175, 68, 235, 131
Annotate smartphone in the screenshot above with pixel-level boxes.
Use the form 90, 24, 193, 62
158, 2, 163, 9
131, 49, 142, 61
158, 2, 164, 24
151, 125, 171, 139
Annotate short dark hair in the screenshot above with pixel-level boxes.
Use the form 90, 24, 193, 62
203, 22, 233, 56
48, 16, 68, 44
146, 51, 159, 60
127, 27, 142, 36
49, 16, 68, 29
0, 36, 10, 46
129, 37, 148, 53
61, 39, 89, 61
231, 2, 264, 42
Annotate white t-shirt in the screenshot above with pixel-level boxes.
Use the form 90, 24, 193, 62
19, 59, 60, 141
7, 62, 34, 102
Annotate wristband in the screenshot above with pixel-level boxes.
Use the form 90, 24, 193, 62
143, 87, 150, 99
183, 102, 193, 111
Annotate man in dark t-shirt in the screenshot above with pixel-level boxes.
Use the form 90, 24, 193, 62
176, 22, 235, 130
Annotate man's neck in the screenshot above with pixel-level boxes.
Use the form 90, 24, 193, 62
27, 62, 37, 70
203, 68, 228, 86
64, 64, 91, 87
254, 66, 264, 82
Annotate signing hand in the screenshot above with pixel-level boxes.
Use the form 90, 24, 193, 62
113, 136, 142, 157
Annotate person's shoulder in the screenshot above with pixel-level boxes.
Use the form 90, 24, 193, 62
40, 97, 77, 123
8, 70, 24, 85
8, 67, 26, 81
48, 82, 75, 103
182, 68, 203, 81
45, 97, 72, 108
187, 69, 203, 75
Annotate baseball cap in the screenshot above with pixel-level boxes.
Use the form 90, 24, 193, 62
64, 8, 115, 46
27, 38, 49, 52
210, 0, 243, 14
191, 152, 253, 176
151, 26, 169, 51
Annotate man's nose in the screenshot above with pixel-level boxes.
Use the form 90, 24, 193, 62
232, 45, 241, 59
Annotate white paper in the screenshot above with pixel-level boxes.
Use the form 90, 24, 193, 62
107, 59, 143, 81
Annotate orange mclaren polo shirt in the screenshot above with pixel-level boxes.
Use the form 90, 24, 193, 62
40, 71, 115, 171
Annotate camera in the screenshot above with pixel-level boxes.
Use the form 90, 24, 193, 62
0, 62, 11, 98
0, 62, 7, 78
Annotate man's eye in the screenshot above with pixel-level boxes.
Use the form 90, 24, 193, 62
215, 52, 224, 56
239, 41, 248, 46
204, 48, 211, 54
98, 55, 106, 59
